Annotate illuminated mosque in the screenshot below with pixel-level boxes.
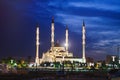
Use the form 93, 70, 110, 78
35, 18, 86, 65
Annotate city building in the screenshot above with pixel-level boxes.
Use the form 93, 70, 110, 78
105, 55, 119, 69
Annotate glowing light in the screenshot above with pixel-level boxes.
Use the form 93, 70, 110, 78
10, 60, 13, 64
112, 56, 116, 62
64, 43, 69, 47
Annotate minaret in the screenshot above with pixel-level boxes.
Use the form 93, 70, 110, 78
51, 17, 54, 48
82, 20, 86, 63
65, 25, 68, 55
35, 25, 40, 65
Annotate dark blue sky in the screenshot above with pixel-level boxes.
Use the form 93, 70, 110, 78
0, 0, 120, 60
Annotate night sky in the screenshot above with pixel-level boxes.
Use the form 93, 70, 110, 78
0, 0, 120, 60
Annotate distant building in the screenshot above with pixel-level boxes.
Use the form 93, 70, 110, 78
0, 64, 8, 73
105, 55, 118, 64
86, 57, 94, 63
105, 55, 119, 69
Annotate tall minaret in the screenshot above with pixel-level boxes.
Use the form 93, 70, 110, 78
82, 20, 86, 63
51, 17, 54, 48
35, 25, 40, 65
65, 25, 68, 55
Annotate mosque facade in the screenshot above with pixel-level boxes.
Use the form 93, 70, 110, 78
35, 18, 86, 65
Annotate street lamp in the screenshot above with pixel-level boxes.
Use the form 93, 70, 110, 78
112, 56, 116, 69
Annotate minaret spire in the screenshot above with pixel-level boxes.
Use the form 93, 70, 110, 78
35, 24, 40, 65
82, 20, 86, 63
51, 17, 55, 48
66, 25, 69, 55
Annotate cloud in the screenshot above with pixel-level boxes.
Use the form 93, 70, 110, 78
47, 0, 120, 20
86, 50, 108, 60
90, 30, 120, 36
55, 13, 120, 34
98, 31, 118, 35
93, 39, 120, 47
68, 2, 120, 12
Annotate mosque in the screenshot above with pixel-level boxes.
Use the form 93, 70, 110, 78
35, 18, 86, 65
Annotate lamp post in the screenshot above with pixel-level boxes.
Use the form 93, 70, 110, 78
112, 56, 116, 69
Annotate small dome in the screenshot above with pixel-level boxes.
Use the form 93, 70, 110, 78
55, 42, 61, 47
54, 40, 61, 47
